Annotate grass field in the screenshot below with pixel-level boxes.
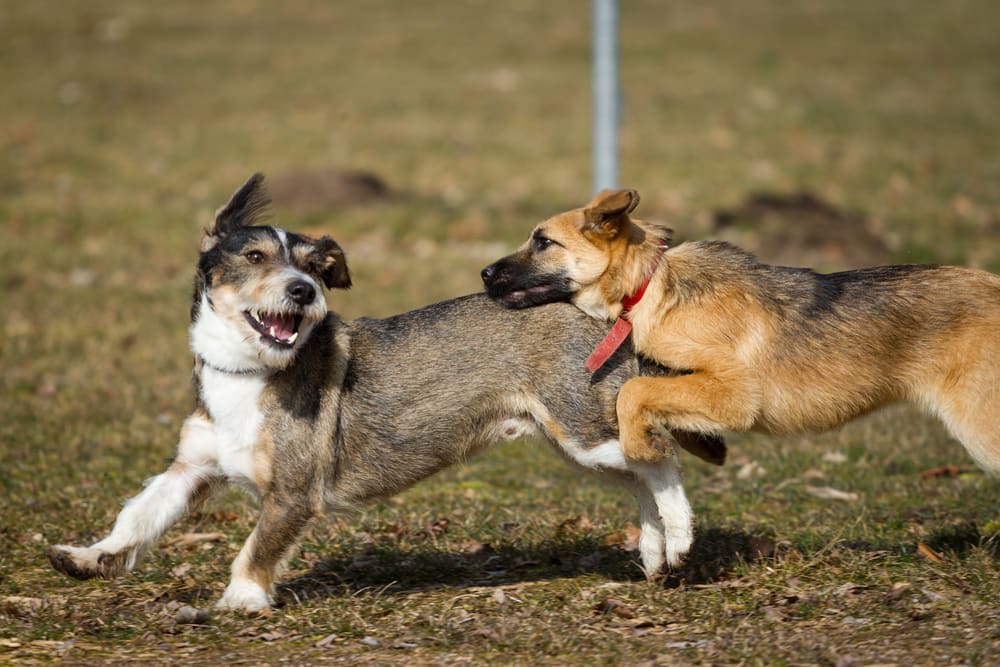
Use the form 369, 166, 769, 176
2, 1, 999, 664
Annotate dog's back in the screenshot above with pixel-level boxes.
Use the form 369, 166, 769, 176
651, 240, 1000, 473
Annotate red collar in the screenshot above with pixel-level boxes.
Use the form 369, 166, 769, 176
584, 242, 668, 373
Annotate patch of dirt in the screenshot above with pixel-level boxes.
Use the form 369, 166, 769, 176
712, 191, 893, 270
268, 167, 392, 213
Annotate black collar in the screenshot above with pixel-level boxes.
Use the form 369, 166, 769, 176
197, 356, 271, 377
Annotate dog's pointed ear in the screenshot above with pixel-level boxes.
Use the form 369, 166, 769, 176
201, 173, 271, 252
314, 236, 352, 289
581, 188, 640, 241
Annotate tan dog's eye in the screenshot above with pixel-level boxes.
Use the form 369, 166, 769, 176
245, 250, 266, 264
532, 234, 556, 252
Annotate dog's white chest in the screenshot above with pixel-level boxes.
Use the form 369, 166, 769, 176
199, 368, 268, 488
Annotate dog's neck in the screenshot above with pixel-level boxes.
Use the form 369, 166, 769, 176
601, 232, 670, 320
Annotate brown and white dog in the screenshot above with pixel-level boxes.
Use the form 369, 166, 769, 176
482, 189, 1000, 478
48, 176, 726, 613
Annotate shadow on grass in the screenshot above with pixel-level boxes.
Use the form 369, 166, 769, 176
924, 522, 999, 559
277, 526, 773, 606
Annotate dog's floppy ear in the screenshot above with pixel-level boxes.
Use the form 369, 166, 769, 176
581, 188, 640, 241
314, 236, 352, 289
201, 173, 271, 252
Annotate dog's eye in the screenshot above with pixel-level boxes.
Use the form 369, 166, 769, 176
244, 250, 266, 264
533, 236, 555, 252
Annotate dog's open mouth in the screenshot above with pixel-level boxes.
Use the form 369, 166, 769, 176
244, 310, 303, 347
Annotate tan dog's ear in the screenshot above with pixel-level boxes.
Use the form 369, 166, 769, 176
582, 188, 640, 241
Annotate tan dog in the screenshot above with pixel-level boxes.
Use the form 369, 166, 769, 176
482, 189, 1000, 478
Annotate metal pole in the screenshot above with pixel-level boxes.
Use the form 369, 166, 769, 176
592, 0, 619, 193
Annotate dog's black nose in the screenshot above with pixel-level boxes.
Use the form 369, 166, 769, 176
287, 280, 316, 305
481, 263, 496, 283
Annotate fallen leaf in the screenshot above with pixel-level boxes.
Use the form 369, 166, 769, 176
602, 530, 626, 547
601, 522, 641, 551
622, 523, 642, 551
595, 597, 637, 619
920, 588, 948, 603
427, 518, 449, 535
885, 582, 912, 602
916, 542, 945, 563
171, 563, 193, 577
461, 540, 494, 558
804, 485, 858, 502
920, 465, 972, 479
833, 582, 867, 597
557, 515, 593, 533
0, 595, 65, 616
166, 532, 227, 549
762, 605, 785, 622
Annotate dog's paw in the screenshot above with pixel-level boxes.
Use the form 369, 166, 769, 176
663, 528, 693, 569
216, 580, 273, 615
619, 420, 673, 463
637, 528, 666, 579
47, 545, 127, 580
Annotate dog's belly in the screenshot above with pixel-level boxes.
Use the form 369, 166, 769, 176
489, 417, 539, 442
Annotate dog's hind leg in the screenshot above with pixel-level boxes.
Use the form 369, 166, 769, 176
48, 414, 222, 580
629, 450, 692, 571
924, 368, 1000, 477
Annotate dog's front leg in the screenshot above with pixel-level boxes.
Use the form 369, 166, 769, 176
48, 414, 222, 580
617, 374, 758, 462
216, 491, 314, 613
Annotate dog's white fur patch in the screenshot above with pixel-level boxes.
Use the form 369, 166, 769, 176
217, 578, 271, 613
565, 438, 629, 470
190, 293, 269, 373
198, 368, 268, 493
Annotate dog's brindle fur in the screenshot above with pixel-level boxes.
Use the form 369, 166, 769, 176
482, 189, 1000, 477
47, 176, 721, 613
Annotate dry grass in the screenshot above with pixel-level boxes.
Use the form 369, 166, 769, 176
2, 1, 998, 664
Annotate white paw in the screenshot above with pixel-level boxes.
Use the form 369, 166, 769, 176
663, 527, 693, 568
216, 580, 272, 613
638, 529, 666, 577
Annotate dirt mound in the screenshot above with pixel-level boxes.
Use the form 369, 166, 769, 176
268, 167, 391, 213
712, 191, 892, 270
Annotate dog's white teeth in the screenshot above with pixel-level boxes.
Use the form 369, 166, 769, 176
288, 331, 298, 344
269, 326, 277, 339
